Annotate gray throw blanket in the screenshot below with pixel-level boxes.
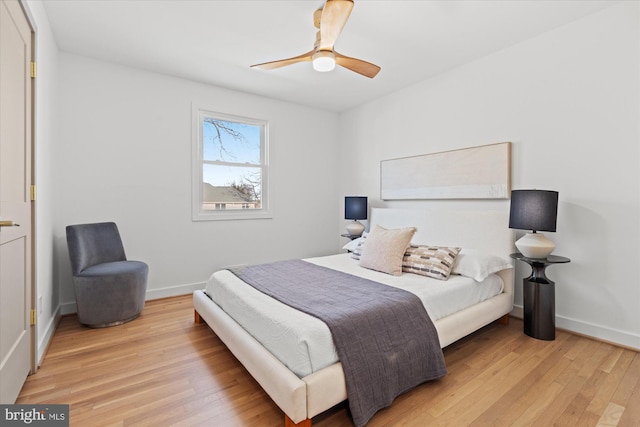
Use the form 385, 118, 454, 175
228, 259, 447, 427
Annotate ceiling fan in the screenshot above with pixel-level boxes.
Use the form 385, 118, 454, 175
250, 0, 380, 78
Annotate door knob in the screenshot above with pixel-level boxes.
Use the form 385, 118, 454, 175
0, 220, 20, 227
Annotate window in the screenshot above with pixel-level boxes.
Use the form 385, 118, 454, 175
192, 107, 270, 220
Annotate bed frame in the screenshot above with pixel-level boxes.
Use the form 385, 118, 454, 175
193, 207, 515, 426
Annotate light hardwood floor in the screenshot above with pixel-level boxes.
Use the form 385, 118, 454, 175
17, 295, 640, 426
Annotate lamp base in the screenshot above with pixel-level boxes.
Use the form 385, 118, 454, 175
515, 232, 555, 259
345, 220, 365, 237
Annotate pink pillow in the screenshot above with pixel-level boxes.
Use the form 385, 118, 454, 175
359, 225, 416, 276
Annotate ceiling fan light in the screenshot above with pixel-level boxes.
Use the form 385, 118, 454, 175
312, 51, 336, 72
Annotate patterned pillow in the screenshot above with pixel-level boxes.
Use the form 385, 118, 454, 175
403, 245, 461, 280
349, 233, 367, 260
359, 225, 417, 276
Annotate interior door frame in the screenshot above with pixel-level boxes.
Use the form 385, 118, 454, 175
18, 0, 37, 375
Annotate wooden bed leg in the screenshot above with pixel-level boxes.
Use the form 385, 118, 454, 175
285, 415, 311, 427
497, 314, 510, 325
194, 310, 202, 324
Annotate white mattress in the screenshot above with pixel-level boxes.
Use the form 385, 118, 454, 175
205, 253, 503, 378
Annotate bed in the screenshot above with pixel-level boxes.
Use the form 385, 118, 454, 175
193, 207, 515, 426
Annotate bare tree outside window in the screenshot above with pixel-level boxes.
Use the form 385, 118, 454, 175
193, 109, 269, 221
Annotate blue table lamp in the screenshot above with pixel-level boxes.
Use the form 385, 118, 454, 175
345, 196, 367, 236
509, 189, 558, 259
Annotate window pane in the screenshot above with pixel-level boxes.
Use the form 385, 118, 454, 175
202, 164, 262, 211
203, 119, 261, 164
193, 108, 269, 221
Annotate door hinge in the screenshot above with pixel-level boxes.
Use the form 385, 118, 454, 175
30, 61, 36, 79
30, 309, 36, 326
30, 185, 36, 201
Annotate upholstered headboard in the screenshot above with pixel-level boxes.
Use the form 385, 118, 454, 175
370, 207, 514, 261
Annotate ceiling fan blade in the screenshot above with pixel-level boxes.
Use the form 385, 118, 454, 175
251, 50, 314, 70
335, 51, 381, 78
318, 0, 354, 51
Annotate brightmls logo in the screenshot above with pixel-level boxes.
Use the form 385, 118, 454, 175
0, 405, 68, 426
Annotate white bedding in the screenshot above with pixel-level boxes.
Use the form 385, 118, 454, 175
205, 253, 503, 378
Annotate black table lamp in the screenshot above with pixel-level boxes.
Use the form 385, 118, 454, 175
345, 196, 367, 236
509, 189, 558, 259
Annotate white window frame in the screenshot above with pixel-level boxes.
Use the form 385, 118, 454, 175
192, 105, 270, 221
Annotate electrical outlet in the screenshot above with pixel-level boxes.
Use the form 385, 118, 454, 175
38, 295, 43, 315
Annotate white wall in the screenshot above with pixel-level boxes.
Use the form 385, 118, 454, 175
338, 2, 640, 349
54, 53, 341, 313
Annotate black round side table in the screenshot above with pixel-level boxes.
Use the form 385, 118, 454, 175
510, 253, 571, 341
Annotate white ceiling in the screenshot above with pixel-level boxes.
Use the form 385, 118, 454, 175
41, 0, 618, 112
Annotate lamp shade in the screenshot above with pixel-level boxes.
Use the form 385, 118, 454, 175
509, 190, 558, 232
345, 196, 367, 220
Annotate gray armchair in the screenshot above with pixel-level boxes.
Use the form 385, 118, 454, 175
66, 222, 148, 327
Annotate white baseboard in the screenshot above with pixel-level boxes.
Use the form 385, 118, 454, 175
510, 305, 523, 319
59, 281, 207, 315
145, 281, 206, 301
60, 301, 77, 316
512, 304, 640, 351
37, 306, 62, 366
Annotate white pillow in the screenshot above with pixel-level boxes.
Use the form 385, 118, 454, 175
342, 231, 367, 256
451, 249, 513, 282
359, 225, 416, 276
